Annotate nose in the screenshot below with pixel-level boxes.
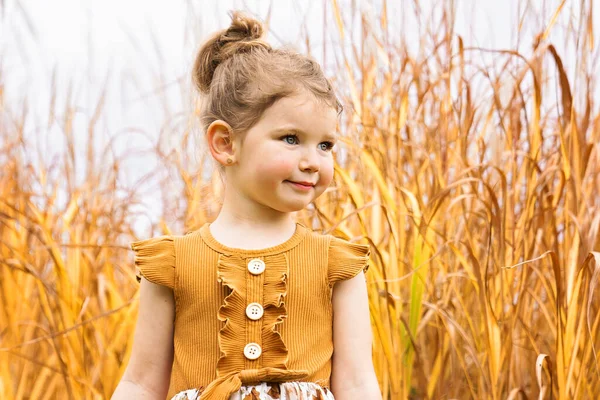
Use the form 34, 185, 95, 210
298, 148, 320, 173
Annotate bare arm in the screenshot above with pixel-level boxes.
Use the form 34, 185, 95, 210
330, 272, 382, 400
111, 277, 175, 399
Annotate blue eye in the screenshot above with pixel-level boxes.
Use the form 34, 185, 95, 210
319, 142, 334, 151
282, 135, 299, 145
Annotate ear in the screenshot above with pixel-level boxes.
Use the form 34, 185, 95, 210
207, 120, 237, 166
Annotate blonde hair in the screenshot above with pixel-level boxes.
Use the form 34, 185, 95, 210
192, 11, 342, 137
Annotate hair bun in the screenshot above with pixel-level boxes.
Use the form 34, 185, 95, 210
193, 11, 271, 93
225, 11, 264, 41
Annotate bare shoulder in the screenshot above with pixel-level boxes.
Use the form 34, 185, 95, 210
120, 277, 175, 396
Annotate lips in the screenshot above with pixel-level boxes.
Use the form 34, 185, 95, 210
287, 181, 315, 187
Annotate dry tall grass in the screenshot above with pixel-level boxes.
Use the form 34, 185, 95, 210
1, 1, 599, 399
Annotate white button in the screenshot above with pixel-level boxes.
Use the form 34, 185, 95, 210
246, 303, 264, 320
243, 343, 262, 360
247, 259, 266, 275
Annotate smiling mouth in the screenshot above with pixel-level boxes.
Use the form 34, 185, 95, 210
286, 181, 315, 189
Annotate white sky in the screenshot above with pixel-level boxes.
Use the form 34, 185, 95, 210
1, 0, 596, 233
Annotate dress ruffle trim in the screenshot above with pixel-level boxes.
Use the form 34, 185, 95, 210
199, 253, 308, 399
130, 235, 175, 289
327, 236, 371, 286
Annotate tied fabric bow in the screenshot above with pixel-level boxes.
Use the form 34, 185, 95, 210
199, 367, 309, 399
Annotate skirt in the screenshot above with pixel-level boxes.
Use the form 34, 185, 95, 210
171, 381, 335, 400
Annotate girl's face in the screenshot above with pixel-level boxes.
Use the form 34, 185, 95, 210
229, 90, 338, 214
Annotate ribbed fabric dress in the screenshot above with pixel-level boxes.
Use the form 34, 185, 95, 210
131, 221, 370, 400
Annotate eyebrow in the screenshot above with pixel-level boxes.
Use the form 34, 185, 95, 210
274, 128, 337, 141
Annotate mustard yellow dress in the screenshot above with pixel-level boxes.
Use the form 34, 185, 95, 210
132, 222, 370, 400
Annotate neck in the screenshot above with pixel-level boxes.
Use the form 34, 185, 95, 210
211, 185, 296, 234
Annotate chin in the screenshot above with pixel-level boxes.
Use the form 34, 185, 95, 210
274, 202, 309, 213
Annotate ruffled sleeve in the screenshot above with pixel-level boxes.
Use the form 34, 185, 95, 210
131, 236, 175, 289
328, 236, 371, 286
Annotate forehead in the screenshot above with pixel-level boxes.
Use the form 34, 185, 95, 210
255, 91, 338, 136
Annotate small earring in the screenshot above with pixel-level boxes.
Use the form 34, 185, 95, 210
226, 158, 233, 164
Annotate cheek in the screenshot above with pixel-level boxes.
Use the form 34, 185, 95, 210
319, 158, 335, 186
253, 155, 295, 177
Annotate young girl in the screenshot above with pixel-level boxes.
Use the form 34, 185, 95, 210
112, 11, 381, 400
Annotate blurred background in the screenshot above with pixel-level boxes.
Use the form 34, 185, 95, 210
1, 0, 599, 399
